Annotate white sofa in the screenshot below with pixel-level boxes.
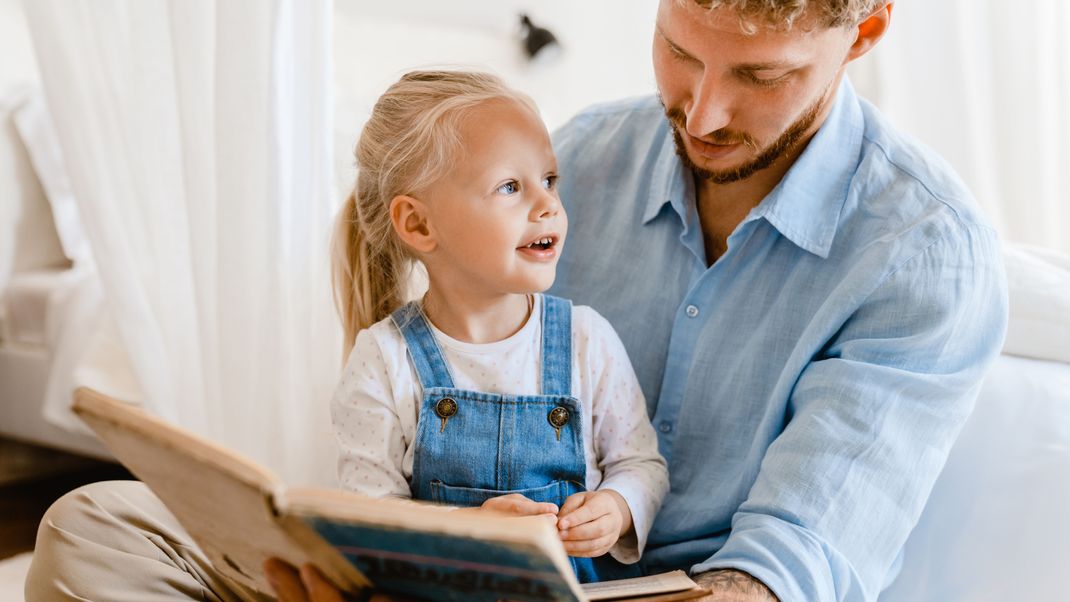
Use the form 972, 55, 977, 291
3, 82, 1070, 599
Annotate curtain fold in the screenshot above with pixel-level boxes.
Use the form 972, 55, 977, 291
849, 0, 1070, 253
23, 0, 340, 485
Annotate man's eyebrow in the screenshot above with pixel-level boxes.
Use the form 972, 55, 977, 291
656, 25, 799, 71
656, 25, 693, 57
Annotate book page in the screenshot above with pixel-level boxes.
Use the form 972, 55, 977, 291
582, 570, 700, 601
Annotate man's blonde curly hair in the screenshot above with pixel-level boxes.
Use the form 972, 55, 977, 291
684, 0, 888, 33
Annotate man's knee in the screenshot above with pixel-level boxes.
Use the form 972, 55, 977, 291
35, 479, 148, 542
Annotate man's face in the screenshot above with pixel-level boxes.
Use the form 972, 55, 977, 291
653, 0, 856, 184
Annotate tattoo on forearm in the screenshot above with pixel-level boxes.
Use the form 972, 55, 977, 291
699, 569, 779, 601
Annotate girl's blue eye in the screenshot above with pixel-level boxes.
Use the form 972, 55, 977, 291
496, 181, 519, 195
542, 175, 558, 190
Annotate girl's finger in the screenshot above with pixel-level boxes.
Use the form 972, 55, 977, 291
485, 495, 558, 516
558, 499, 608, 531
557, 492, 587, 518
559, 513, 613, 541
562, 532, 616, 557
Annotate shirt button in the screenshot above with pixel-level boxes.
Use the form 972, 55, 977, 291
685, 304, 699, 318
658, 421, 673, 433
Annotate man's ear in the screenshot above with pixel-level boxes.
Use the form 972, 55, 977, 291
390, 194, 437, 254
845, 2, 893, 63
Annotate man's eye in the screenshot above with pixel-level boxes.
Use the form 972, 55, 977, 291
542, 175, 558, 190
744, 71, 790, 87
496, 181, 519, 195
668, 44, 692, 62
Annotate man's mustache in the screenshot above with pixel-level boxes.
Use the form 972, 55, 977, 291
664, 106, 758, 149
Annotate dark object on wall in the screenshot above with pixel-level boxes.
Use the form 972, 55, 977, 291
519, 14, 559, 60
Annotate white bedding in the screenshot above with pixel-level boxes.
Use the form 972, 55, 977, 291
880, 354, 1070, 601
0, 267, 108, 458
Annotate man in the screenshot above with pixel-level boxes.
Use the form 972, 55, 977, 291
547, 0, 1006, 600
261, 2, 1005, 599
28, 1, 1006, 601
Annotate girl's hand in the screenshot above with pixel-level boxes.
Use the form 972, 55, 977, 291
556, 490, 633, 557
479, 493, 560, 524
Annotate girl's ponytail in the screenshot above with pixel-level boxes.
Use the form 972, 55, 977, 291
330, 189, 410, 358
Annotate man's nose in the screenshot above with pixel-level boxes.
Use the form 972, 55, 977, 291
686, 73, 732, 137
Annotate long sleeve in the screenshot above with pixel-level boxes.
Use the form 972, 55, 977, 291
581, 309, 670, 564
694, 224, 1008, 601
331, 328, 413, 499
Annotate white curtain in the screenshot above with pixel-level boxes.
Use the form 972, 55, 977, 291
849, 0, 1070, 254
23, 0, 340, 486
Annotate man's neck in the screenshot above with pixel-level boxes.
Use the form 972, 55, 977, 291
694, 147, 803, 266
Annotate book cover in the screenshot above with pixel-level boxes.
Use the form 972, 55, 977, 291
72, 387, 705, 602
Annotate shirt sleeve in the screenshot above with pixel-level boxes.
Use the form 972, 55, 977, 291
693, 225, 1008, 601
331, 328, 412, 499
583, 309, 670, 564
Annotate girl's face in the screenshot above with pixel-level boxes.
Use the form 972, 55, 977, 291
421, 98, 566, 298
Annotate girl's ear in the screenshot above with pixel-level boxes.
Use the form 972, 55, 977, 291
390, 195, 437, 253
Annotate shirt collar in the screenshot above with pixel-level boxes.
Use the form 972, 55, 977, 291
644, 78, 864, 259
643, 125, 692, 225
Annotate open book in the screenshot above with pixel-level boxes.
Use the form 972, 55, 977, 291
72, 387, 707, 602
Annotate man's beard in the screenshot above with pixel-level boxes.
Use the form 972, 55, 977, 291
662, 88, 828, 185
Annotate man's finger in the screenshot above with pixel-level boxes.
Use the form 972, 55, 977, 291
299, 564, 346, 602
264, 558, 310, 602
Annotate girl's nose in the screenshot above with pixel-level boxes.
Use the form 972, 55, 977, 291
532, 186, 562, 220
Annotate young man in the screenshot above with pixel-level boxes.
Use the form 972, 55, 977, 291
547, 0, 1006, 600
27, 2, 1006, 601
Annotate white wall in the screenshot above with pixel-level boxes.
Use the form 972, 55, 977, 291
331, 2, 659, 190
0, 0, 39, 90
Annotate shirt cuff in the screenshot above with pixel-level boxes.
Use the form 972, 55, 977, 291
691, 512, 859, 602
598, 478, 654, 565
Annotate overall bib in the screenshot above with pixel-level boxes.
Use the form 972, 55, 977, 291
391, 295, 640, 584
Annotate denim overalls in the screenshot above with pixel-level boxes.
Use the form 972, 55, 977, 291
390, 295, 640, 583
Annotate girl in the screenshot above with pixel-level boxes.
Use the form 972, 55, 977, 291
329, 70, 667, 583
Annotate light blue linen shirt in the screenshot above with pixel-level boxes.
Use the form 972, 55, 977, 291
550, 79, 1008, 601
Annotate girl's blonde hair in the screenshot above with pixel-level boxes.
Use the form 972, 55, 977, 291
331, 70, 536, 357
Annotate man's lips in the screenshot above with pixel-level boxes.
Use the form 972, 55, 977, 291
688, 133, 743, 160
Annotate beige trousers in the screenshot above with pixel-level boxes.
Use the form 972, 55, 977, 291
24, 480, 269, 602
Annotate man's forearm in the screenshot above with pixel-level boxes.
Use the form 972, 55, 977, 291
692, 569, 779, 602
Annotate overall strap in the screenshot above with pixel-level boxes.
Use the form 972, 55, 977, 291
390, 302, 455, 389
540, 295, 573, 396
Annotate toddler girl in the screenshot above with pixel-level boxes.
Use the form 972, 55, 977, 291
329, 70, 667, 583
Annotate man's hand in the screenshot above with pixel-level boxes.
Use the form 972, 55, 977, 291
264, 558, 347, 602
691, 569, 779, 602
263, 558, 416, 602
556, 489, 632, 557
